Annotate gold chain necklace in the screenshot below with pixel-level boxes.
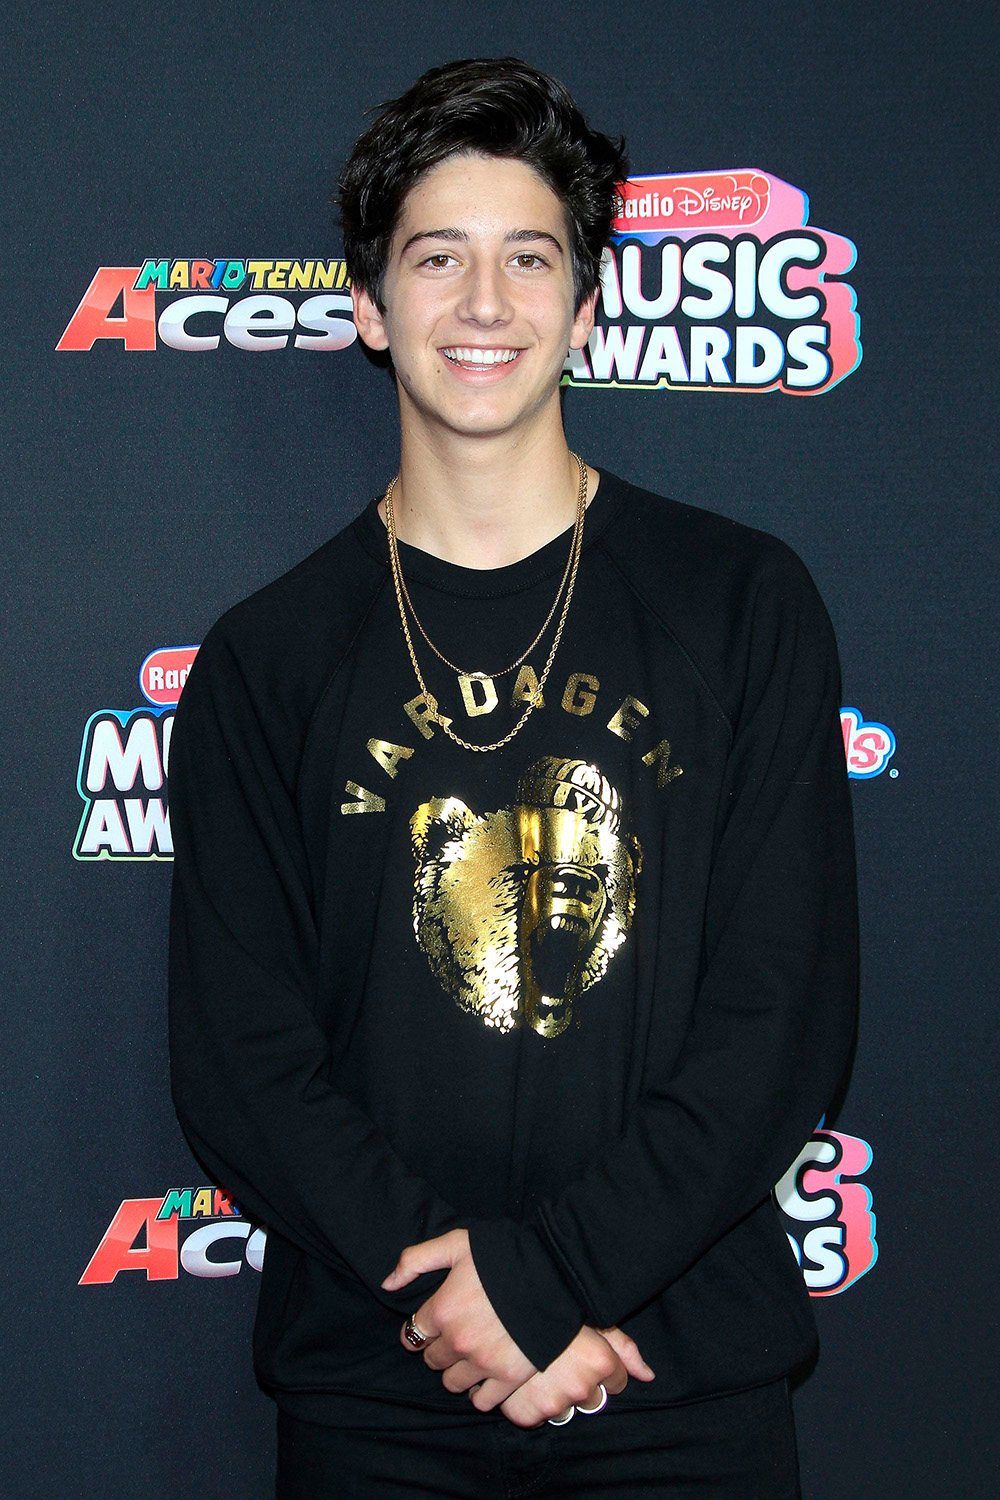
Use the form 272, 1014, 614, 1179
385, 450, 585, 680
383, 454, 588, 753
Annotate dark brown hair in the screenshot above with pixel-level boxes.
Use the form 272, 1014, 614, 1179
338, 57, 629, 313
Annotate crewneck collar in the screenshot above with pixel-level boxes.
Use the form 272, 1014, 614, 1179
353, 467, 627, 599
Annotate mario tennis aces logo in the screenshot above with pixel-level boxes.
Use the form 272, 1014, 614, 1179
56, 260, 356, 353
79, 1187, 266, 1284
564, 170, 861, 394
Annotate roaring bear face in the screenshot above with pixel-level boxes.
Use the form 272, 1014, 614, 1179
409, 757, 642, 1037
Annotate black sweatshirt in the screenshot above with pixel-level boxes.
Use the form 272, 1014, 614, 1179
167, 468, 859, 1422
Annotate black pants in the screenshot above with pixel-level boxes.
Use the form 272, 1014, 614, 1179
275, 1378, 802, 1498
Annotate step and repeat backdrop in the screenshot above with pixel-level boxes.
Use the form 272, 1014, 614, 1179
5, 3, 995, 1497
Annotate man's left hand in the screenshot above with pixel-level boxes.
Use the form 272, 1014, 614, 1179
381, 1228, 538, 1391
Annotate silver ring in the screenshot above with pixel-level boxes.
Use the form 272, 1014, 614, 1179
403, 1316, 432, 1349
547, 1405, 576, 1426
575, 1382, 608, 1414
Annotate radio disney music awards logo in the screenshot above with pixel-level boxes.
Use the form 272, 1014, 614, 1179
79, 1187, 266, 1284
55, 259, 356, 353
776, 1124, 877, 1295
564, 169, 860, 394
73, 646, 198, 861
841, 707, 896, 779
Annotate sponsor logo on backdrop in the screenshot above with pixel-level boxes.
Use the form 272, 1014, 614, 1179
73, 646, 197, 860
841, 707, 896, 778
776, 1124, 877, 1294
81, 1130, 874, 1294
56, 260, 357, 352
79, 1186, 266, 1283
74, 652, 894, 861
563, 169, 860, 394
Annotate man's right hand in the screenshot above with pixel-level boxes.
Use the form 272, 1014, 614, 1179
470, 1325, 655, 1429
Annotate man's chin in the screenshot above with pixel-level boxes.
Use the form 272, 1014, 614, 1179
403, 378, 558, 443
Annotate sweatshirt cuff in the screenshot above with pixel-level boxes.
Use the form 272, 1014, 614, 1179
467, 1219, 585, 1372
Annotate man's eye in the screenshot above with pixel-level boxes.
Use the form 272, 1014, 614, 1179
513, 253, 545, 269
423, 253, 455, 268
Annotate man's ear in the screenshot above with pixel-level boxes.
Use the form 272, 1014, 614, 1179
352, 282, 390, 352
569, 286, 599, 351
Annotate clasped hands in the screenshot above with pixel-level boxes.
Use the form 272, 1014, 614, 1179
382, 1228, 654, 1429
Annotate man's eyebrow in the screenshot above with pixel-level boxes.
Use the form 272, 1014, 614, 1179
399, 227, 466, 256
398, 227, 566, 257
506, 228, 565, 253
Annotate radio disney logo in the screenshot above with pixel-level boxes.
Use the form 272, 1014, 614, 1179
73, 646, 198, 861
841, 707, 896, 779
56, 259, 356, 353
776, 1126, 877, 1295
79, 1187, 266, 1284
564, 169, 860, 395
617, 172, 770, 227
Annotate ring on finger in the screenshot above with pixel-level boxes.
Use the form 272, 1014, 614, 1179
403, 1316, 432, 1349
547, 1405, 575, 1426
575, 1383, 608, 1415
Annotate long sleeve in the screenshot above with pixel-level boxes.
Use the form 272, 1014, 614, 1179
167, 620, 471, 1316
467, 551, 859, 1343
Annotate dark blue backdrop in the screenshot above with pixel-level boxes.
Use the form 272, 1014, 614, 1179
4, 2, 996, 1495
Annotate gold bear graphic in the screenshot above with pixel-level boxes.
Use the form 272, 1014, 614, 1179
409, 756, 642, 1037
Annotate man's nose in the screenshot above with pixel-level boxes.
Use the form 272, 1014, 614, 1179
458, 260, 512, 325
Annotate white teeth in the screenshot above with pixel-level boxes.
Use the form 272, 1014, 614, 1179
442, 347, 519, 365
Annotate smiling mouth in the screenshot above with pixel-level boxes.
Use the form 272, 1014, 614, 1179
440, 347, 522, 369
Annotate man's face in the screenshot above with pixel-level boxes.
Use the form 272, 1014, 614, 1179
352, 152, 597, 442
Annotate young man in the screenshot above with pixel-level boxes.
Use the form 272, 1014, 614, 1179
168, 58, 858, 1497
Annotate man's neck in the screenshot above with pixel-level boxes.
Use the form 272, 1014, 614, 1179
379, 422, 600, 570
